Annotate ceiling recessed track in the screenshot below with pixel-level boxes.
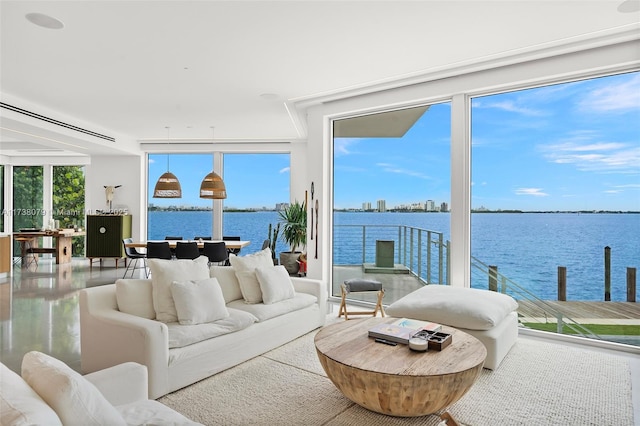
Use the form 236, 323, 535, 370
0, 102, 115, 142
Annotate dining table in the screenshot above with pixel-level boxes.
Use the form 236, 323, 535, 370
125, 240, 250, 250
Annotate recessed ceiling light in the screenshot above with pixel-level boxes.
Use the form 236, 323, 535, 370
25, 12, 64, 30
260, 93, 279, 100
617, 0, 640, 13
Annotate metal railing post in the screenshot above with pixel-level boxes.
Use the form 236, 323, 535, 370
438, 234, 444, 285
417, 230, 422, 281
361, 225, 366, 264
426, 230, 431, 284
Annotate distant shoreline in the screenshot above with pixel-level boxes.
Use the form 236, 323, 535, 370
149, 207, 639, 214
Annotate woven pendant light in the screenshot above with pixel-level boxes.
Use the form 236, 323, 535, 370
199, 171, 227, 199
153, 127, 182, 198
200, 127, 227, 199
153, 169, 182, 198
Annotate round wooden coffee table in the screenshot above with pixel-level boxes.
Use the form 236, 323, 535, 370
314, 317, 486, 417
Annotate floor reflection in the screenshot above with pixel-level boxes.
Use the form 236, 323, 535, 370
0, 257, 146, 374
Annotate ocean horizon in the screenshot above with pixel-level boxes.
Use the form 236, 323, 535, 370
148, 210, 639, 302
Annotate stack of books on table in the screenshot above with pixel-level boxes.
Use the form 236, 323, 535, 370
368, 318, 442, 344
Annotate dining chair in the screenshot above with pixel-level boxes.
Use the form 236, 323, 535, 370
175, 241, 200, 260
146, 241, 173, 260
164, 236, 182, 256
193, 236, 212, 241
122, 238, 148, 278
223, 236, 241, 265
15, 236, 38, 268
202, 242, 228, 266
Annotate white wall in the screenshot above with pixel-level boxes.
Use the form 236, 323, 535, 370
85, 155, 145, 240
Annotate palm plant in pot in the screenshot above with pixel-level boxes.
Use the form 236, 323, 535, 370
278, 200, 307, 275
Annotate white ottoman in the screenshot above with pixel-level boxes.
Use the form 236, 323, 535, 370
386, 285, 519, 370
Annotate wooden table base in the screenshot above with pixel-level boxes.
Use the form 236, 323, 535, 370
315, 318, 486, 417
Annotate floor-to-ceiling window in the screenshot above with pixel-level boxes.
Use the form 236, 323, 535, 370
52, 166, 86, 256
12, 166, 43, 256
471, 71, 640, 345
222, 153, 289, 255
332, 103, 451, 304
148, 153, 214, 240
147, 153, 290, 254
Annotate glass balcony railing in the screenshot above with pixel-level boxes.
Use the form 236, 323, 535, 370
334, 224, 639, 347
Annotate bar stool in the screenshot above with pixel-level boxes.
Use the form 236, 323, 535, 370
338, 278, 385, 320
14, 236, 38, 268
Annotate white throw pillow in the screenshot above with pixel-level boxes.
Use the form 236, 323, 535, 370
255, 265, 295, 304
147, 257, 210, 323
209, 266, 243, 303
170, 278, 229, 325
1, 363, 63, 426
115, 279, 155, 319
235, 271, 263, 304
228, 247, 273, 272
386, 285, 519, 330
21, 351, 125, 426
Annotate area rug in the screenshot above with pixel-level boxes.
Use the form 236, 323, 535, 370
159, 325, 633, 426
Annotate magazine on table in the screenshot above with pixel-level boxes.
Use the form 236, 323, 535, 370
391, 318, 442, 333
368, 318, 442, 344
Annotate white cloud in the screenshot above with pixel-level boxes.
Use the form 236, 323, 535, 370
376, 162, 431, 179
543, 142, 640, 173
579, 74, 640, 113
333, 138, 361, 156
279, 167, 289, 174
540, 130, 640, 173
515, 188, 548, 197
475, 100, 545, 116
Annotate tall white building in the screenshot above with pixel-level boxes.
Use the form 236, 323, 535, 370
362, 202, 372, 211
377, 200, 386, 212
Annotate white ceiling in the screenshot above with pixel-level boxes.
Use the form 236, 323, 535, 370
1, 0, 639, 157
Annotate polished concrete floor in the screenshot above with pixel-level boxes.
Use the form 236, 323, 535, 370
0, 256, 145, 375
1, 256, 639, 423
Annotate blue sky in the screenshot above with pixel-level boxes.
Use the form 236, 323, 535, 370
151, 72, 639, 211
335, 71, 640, 211
149, 153, 290, 209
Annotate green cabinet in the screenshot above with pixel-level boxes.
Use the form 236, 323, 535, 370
86, 215, 132, 259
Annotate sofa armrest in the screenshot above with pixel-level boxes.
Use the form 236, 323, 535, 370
79, 285, 170, 399
84, 362, 148, 406
291, 277, 327, 324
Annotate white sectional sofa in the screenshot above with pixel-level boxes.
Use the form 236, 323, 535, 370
80, 249, 326, 399
1, 352, 201, 426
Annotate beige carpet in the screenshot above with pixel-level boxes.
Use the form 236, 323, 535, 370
159, 324, 633, 426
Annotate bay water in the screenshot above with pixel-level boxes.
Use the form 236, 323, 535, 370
149, 211, 639, 302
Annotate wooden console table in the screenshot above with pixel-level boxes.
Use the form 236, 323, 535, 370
12, 230, 85, 265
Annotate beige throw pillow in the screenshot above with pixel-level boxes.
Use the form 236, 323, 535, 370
255, 265, 295, 304
115, 279, 155, 319
235, 270, 263, 304
147, 256, 210, 323
170, 278, 229, 325
228, 247, 273, 271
